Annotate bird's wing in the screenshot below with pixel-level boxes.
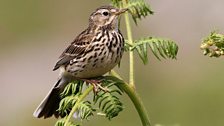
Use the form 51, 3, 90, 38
53, 31, 93, 71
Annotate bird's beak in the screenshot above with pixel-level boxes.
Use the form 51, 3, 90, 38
115, 8, 128, 15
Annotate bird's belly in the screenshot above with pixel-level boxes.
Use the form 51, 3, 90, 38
66, 50, 121, 78
75, 62, 117, 78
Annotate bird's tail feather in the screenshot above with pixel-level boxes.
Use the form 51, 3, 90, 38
33, 77, 68, 118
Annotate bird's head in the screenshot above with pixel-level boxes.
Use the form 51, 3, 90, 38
89, 6, 128, 29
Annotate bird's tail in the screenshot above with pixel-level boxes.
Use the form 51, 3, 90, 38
33, 77, 68, 118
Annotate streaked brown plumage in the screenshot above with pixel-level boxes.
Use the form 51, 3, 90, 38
33, 5, 127, 118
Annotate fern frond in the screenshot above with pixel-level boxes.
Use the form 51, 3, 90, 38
126, 0, 153, 24
78, 101, 96, 120
200, 31, 224, 57
57, 81, 85, 116
57, 95, 79, 116
55, 118, 80, 126
60, 81, 84, 98
110, 0, 153, 24
100, 76, 125, 93
94, 76, 125, 120
95, 92, 123, 120
127, 37, 178, 64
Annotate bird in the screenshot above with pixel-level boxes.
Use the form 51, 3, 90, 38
33, 5, 128, 119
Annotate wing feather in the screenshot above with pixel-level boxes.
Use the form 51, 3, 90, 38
53, 29, 93, 71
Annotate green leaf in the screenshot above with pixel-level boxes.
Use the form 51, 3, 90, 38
55, 118, 80, 126
136, 45, 147, 63
57, 95, 79, 116
148, 41, 161, 60
60, 81, 84, 98
109, 0, 153, 24
94, 76, 125, 120
126, 0, 154, 24
129, 37, 178, 64
55, 76, 126, 125
78, 101, 96, 120
57, 81, 85, 117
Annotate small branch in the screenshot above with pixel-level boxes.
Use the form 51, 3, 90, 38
111, 70, 151, 126
64, 85, 93, 126
122, 0, 135, 89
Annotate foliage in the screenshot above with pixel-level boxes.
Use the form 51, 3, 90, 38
110, 0, 154, 24
60, 81, 83, 98
55, 77, 125, 126
77, 101, 96, 120
125, 0, 154, 24
126, 37, 178, 64
94, 76, 124, 120
200, 31, 224, 57
57, 81, 84, 117
55, 118, 80, 126
110, 0, 178, 63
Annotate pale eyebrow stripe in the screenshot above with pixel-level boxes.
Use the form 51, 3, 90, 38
111, 9, 116, 13
99, 9, 109, 13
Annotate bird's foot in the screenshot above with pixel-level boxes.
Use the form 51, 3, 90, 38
83, 79, 109, 93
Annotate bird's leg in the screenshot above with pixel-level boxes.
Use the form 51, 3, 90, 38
83, 79, 109, 93
70, 76, 109, 93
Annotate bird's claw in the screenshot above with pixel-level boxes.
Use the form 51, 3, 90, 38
84, 79, 109, 93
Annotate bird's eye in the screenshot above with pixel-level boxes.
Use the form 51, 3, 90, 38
102, 11, 109, 16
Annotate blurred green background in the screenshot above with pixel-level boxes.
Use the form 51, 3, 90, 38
1, 0, 224, 126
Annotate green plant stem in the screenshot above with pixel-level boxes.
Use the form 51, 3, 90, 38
64, 85, 93, 126
111, 70, 151, 126
122, 0, 135, 89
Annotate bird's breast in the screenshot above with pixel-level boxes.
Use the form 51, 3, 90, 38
65, 30, 124, 78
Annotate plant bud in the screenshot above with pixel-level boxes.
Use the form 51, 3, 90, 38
200, 43, 209, 49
